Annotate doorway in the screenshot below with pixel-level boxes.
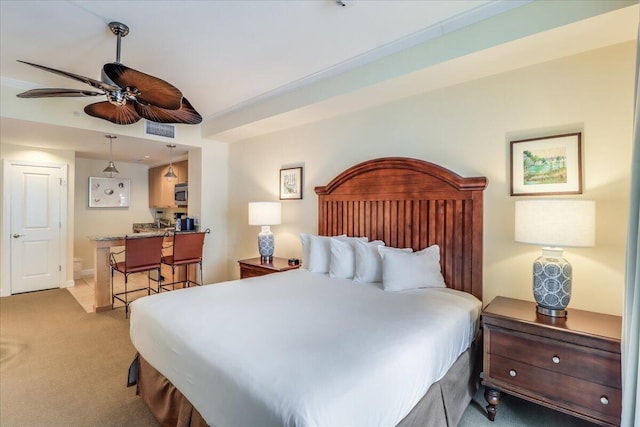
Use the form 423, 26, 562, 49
2, 160, 68, 295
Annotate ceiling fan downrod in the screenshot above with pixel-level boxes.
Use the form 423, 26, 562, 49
108, 22, 129, 64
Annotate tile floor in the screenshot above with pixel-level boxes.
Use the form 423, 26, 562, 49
68, 272, 187, 314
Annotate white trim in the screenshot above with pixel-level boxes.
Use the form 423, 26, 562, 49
1, 160, 10, 297
1, 159, 69, 296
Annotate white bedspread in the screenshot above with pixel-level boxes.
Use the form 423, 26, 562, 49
130, 269, 481, 427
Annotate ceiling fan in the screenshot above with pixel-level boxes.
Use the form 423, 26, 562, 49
16, 21, 202, 126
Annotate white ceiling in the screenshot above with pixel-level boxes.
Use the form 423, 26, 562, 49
0, 1, 637, 165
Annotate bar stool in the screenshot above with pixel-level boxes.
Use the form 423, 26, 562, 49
110, 234, 165, 317
161, 229, 210, 291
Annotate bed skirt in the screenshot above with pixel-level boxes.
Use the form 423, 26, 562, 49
133, 332, 482, 427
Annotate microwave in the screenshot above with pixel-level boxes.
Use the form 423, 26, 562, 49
174, 182, 188, 206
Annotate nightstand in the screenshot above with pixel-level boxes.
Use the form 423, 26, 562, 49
238, 257, 300, 279
482, 296, 621, 426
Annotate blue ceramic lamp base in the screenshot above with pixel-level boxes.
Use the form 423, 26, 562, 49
533, 248, 571, 318
258, 226, 275, 263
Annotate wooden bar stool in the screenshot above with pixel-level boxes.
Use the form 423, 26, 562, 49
110, 234, 165, 317
161, 229, 210, 291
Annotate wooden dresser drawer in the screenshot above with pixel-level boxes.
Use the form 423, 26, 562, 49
489, 327, 621, 388
240, 267, 267, 279
481, 297, 622, 426
488, 354, 621, 424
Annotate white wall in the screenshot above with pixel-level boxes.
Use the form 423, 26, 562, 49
188, 144, 230, 284
73, 157, 154, 272
0, 143, 75, 295
227, 42, 635, 316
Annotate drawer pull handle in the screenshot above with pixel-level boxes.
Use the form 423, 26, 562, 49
509, 369, 517, 377
600, 396, 609, 405
552, 356, 560, 364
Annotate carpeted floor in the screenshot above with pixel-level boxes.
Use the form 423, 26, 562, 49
0, 288, 597, 427
0, 289, 158, 427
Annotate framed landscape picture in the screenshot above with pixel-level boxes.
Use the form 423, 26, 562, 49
88, 177, 130, 207
279, 167, 302, 200
510, 132, 582, 196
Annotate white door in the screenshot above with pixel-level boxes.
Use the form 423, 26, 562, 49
10, 164, 62, 294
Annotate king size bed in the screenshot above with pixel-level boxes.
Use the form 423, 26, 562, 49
129, 157, 488, 427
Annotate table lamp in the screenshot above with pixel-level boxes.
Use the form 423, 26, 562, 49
248, 202, 281, 262
515, 199, 595, 317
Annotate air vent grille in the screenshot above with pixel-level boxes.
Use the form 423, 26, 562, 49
144, 121, 176, 139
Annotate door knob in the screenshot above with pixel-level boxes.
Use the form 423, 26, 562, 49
12, 233, 23, 238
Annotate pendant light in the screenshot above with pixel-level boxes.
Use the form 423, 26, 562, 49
164, 144, 178, 181
103, 135, 119, 178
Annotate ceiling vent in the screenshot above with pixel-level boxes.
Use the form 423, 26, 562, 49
144, 120, 176, 139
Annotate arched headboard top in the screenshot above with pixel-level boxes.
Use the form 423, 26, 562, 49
314, 157, 487, 300
315, 157, 487, 196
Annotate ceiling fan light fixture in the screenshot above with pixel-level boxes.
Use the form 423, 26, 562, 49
164, 144, 178, 182
103, 135, 119, 178
16, 21, 202, 126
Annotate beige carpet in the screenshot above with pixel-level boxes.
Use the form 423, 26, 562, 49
0, 289, 158, 427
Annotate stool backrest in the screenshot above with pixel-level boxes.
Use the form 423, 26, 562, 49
173, 232, 207, 263
124, 235, 165, 270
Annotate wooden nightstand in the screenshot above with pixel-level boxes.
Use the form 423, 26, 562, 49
238, 257, 300, 279
482, 296, 621, 426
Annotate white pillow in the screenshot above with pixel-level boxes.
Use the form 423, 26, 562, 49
378, 245, 446, 291
300, 233, 347, 270
353, 239, 388, 283
329, 238, 356, 279
300, 233, 311, 269
307, 234, 357, 273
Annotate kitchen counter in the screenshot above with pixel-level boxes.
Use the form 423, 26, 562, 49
90, 229, 202, 242
132, 222, 173, 233
90, 231, 170, 242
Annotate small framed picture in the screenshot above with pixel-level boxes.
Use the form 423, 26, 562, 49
89, 177, 130, 207
510, 132, 582, 196
280, 167, 302, 200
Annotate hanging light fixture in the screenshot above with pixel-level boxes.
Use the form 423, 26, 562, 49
164, 144, 178, 181
103, 135, 119, 178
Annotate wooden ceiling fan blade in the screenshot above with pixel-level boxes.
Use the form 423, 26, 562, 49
17, 88, 104, 98
103, 63, 183, 110
17, 60, 120, 92
134, 97, 202, 124
84, 101, 141, 125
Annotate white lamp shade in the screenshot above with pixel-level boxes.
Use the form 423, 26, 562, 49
515, 199, 595, 248
248, 202, 281, 226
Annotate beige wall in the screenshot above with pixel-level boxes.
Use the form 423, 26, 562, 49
227, 42, 635, 316
184, 144, 230, 284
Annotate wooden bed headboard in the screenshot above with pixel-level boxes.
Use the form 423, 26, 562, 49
314, 157, 487, 300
